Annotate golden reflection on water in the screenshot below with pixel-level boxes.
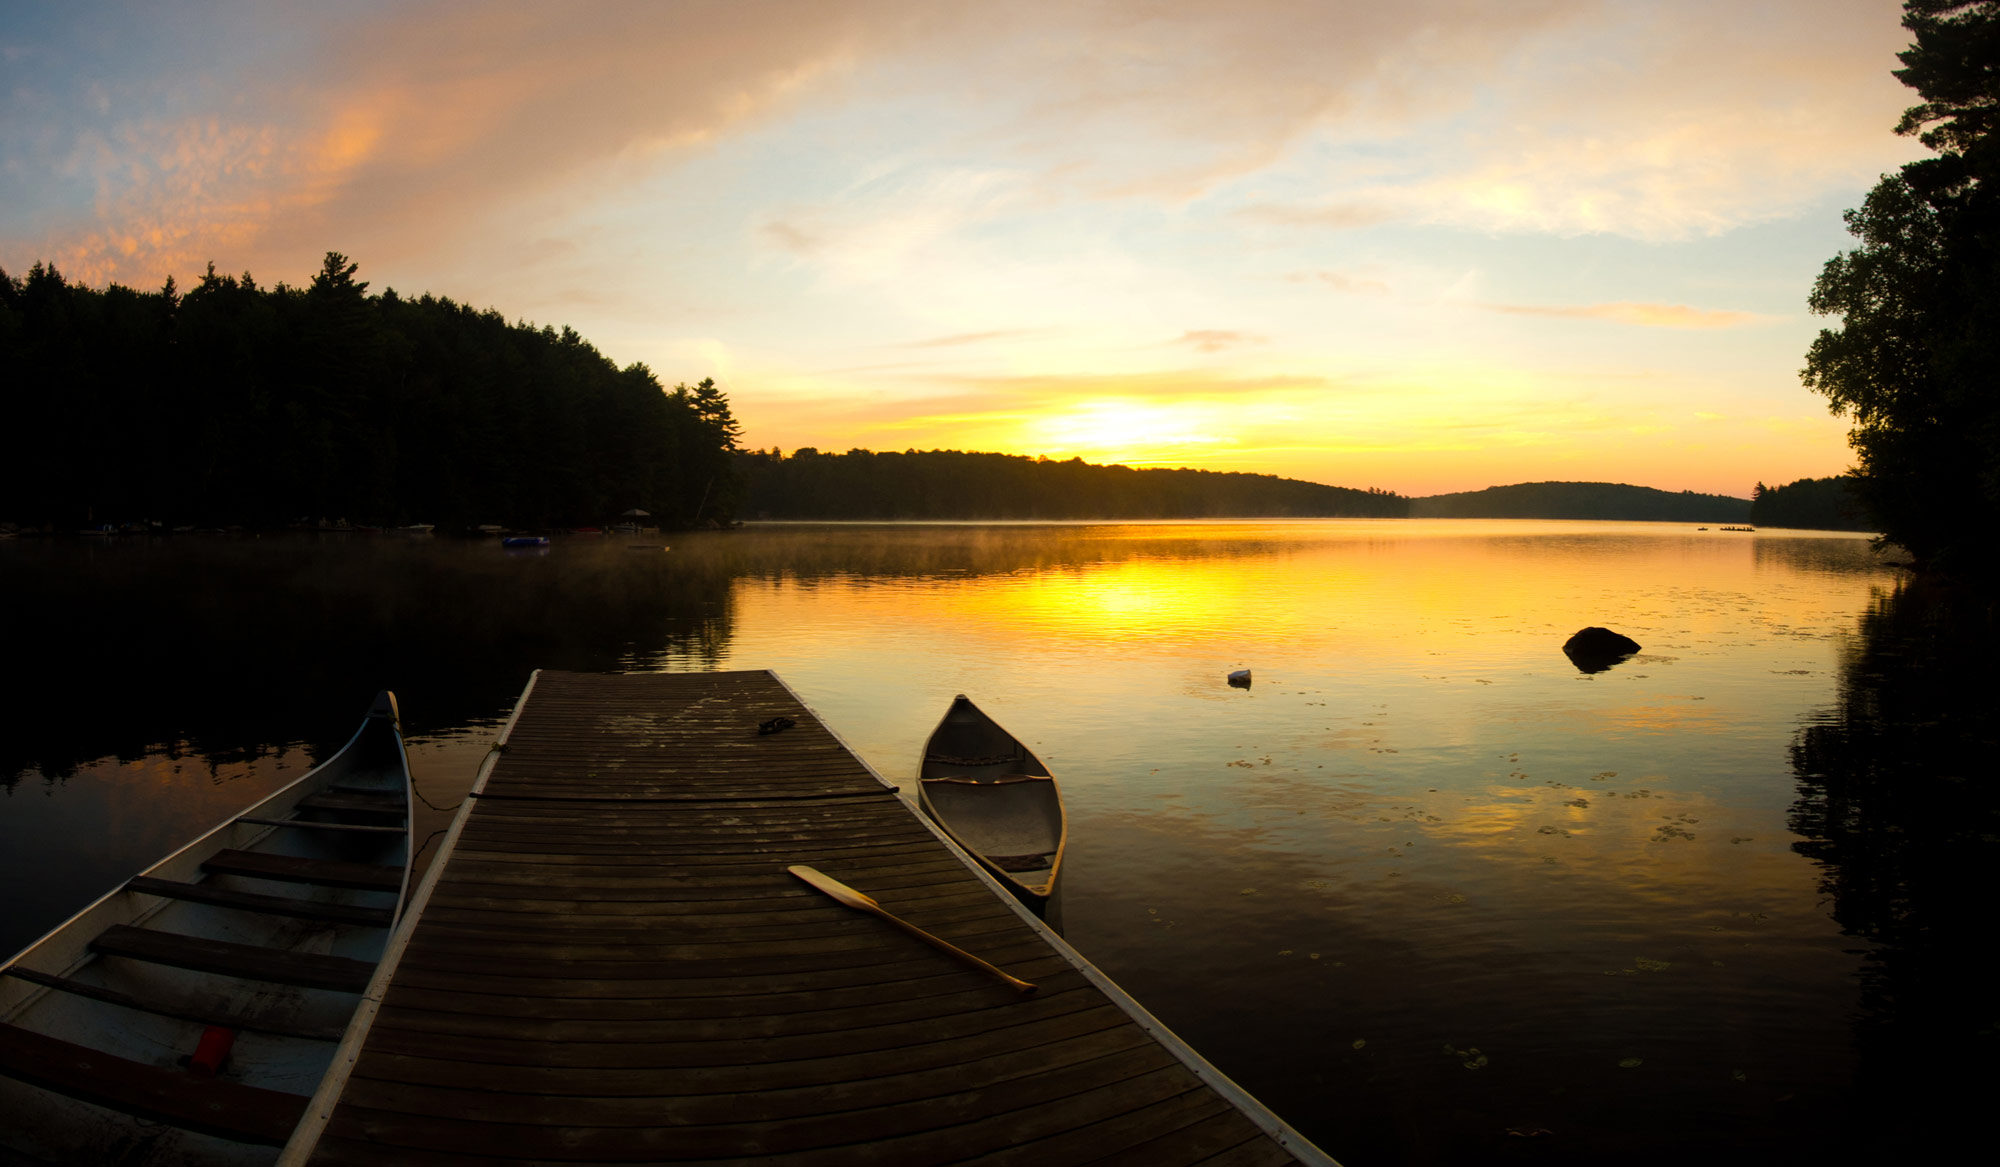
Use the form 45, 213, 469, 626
707, 521, 1895, 1161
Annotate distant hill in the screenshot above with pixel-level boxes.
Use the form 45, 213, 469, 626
735, 449, 1406, 519
1750, 476, 1873, 531
1410, 481, 1751, 522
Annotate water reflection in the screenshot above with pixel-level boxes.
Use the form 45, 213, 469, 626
1, 522, 1939, 1166
1788, 580, 1999, 1158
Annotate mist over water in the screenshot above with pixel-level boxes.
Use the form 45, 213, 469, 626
2, 522, 1981, 1164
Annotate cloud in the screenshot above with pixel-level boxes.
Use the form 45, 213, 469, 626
1480, 301, 1764, 329
15, 1, 925, 283
1234, 202, 1397, 231
1292, 270, 1392, 296
899, 328, 1050, 349
1175, 329, 1266, 353
5, 0, 1918, 291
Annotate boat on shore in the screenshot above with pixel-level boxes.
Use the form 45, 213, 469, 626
0, 693, 413, 1165
500, 535, 550, 548
917, 695, 1067, 907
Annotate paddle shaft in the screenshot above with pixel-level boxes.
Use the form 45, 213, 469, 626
866, 902, 1037, 994
788, 865, 1035, 993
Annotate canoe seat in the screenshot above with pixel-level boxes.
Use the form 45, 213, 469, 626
296, 790, 407, 817
92, 925, 376, 993
925, 752, 1020, 767
2, 966, 348, 1042
987, 852, 1055, 873
126, 875, 395, 927
0, 1022, 309, 1146
201, 849, 403, 892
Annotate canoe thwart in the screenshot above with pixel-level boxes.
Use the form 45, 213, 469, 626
126, 875, 396, 928
236, 816, 406, 835
200, 849, 404, 892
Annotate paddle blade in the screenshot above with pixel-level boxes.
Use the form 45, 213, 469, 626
787, 864, 879, 911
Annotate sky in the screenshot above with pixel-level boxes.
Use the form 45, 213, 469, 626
0, 0, 1924, 496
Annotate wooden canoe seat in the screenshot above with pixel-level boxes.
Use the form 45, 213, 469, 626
0, 1021, 308, 1146
127, 875, 395, 928
2, 966, 347, 1042
201, 849, 403, 892
987, 852, 1055, 873
296, 790, 407, 817
92, 926, 375, 994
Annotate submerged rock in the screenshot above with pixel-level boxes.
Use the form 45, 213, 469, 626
1563, 626, 1641, 673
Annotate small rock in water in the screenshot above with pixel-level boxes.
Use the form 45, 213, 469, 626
1562, 626, 1642, 674
1228, 668, 1253, 688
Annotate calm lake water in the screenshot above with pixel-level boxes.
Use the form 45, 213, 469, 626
3, 521, 1991, 1165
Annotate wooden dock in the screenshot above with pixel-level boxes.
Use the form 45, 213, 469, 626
281, 670, 1335, 1166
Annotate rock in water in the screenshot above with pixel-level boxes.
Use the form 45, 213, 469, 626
1563, 627, 1640, 673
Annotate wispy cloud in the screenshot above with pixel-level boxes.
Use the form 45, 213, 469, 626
1236, 202, 1396, 231
1291, 270, 1392, 296
1175, 329, 1267, 352
1480, 301, 1764, 329
899, 328, 1050, 349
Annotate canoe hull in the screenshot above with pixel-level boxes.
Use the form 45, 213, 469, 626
917, 695, 1067, 907
0, 694, 413, 1166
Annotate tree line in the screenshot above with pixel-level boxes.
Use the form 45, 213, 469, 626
1409, 481, 1751, 522
0, 253, 740, 530
734, 448, 1407, 520
1750, 476, 1870, 531
1804, 1, 1999, 575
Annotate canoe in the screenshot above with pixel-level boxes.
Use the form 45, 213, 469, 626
0, 693, 414, 1165
917, 695, 1066, 905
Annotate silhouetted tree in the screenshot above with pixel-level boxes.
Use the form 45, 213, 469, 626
1803, 1, 2000, 574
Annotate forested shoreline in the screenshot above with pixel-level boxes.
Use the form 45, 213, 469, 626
1, 256, 1869, 533
1410, 481, 1751, 522
0, 254, 741, 531
1750, 476, 1870, 531
733, 448, 1406, 520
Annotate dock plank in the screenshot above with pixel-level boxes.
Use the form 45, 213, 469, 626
294, 669, 1328, 1165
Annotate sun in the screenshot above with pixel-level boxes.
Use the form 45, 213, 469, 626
1025, 398, 1227, 466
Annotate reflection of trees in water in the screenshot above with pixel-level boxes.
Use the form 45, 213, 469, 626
0, 539, 734, 787
1751, 536, 1891, 577
711, 523, 1310, 585
1788, 580, 1998, 1150
2, 525, 1287, 788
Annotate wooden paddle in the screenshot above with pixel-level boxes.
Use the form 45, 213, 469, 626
786, 864, 1037, 994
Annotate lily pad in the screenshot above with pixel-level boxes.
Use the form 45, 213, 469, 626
1352, 1039, 1366, 1050
1618, 1057, 1643, 1068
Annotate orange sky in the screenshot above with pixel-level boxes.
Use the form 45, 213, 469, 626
0, 0, 1919, 495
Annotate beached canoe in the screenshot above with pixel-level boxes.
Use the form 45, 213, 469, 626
0, 693, 413, 1166
917, 695, 1067, 905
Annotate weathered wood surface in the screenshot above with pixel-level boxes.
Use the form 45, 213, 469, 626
300, 670, 1324, 1166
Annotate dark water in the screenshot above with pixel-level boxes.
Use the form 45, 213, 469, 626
1, 524, 1989, 1164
